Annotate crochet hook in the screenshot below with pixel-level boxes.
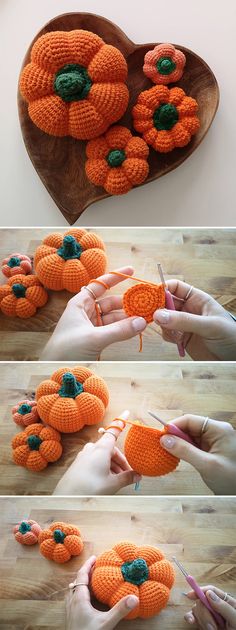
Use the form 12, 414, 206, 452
172, 557, 225, 628
157, 263, 185, 358
148, 410, 197, 447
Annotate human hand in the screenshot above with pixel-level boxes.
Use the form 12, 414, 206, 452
41, 266, 147, 360
160, 414, 236, 495
153, 280, 236, 360
66, 555, 139, 630
184, 585, 236, 629
54, 412, 141, 495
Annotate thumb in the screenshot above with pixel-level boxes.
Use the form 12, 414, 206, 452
106, 594, 139, 625
115, 470, 142, 491
96, 316, 147, 347
154, 309, 220, 337
160, 434, 212, 473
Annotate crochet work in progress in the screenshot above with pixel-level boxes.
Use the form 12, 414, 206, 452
143, 43, 186, 85
38, 521, 84, 563
13, 520, 42, 545
12, 399, 40, 427
36, 366, 109, 433
123, 282, 165, 323
124, 422, 179, 476
85, 125, 149, 195
1, 253, 32, 278
19, 30, 129, 139
132, 85, 200, 152
12, 423, 62, 472
34, 228, 107, 292
91, 541, 175, 619
0, 274, 48, 318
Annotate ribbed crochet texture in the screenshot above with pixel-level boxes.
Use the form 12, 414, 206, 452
19, 29, 129, 140
12, 423, 62, 472
91, 541, 175, 619
123, 281, 165, 323
13, 519, 42, 545
12, 399, 40, 427
143, 43, 186, 85
38, 521, 84, 563
124, 423, 179, 476
2, 253, 32, 278
0, 274, 48, 318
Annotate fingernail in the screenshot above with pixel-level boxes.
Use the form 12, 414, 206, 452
161, 435, 176, 449
154, 309, 170, 323
184, 613, 195, 624
126, 595, 138, 609
132, 317, 146, 332
208, 590, 220, 602
207, 624, 215, 630
133, 474, 141, 483
182, 592, 189, 596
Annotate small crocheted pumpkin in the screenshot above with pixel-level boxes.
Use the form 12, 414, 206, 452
36, 366, 109, 433
124, 424, 179, 476
2, 253, 32, 278
12, 423, 62, 472
143, 43, 186, 85
38, 521, 84, 563
123, 282, 165, 323
85, 126, 149, 195
91, 541, 175, 619
0, 274, 48, 318
19, 30, 129, 140
12, 399, 40, 427
34, 228, 107, 292
132, 86, 200, 153
13, 519, 42, 545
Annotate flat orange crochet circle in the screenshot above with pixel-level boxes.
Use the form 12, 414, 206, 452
123, 282, 165, 323
124, 424, 179, 476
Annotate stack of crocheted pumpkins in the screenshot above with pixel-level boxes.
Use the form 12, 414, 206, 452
19, 30, 200, 195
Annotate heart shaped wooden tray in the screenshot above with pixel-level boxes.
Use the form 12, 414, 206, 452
18, 12, 219, 224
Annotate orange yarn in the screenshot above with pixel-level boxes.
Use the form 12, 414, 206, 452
85, 125, 149, 195
34, 228, 107, 293
19, 30, 129, 140
12, 399, 40, 427
36, 366, 109, 433
124, 423, 179, 476
123, 282, 165, 323
2, 253, 32, 278
13, 520, 42, 545
38, 521, 84, 563
91, 541, 175, 620
132, 85, 200, 152
143, 43, 186, 85
12, 423, 62, 472
0, 274, 48, 318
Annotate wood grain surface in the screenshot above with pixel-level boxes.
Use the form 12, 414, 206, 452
1, 362, 236, 496
0, 496, 235, 629
0, 228, 236, 361
17, 12, 219, 224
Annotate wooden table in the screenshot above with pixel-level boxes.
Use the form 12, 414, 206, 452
0, 228, 236, 360
1, 362, 236, 496
0, 496, 236, 629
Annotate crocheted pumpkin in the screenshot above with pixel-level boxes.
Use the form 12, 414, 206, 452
124, 424, 179, 476
143, 43, 186, 85
34, 228, 107, 292
85, 126, 149, 195
38, 521, 84, 563
12, 399, 40, 427
0, 274, 48, 318
36, 366, 109, 433
132, 86, 200, 153
2, 253, 32, 278
91, 541, 175, 619
123, 282, 165, 323
19, 30, 129, 140
12, 423, 62, 472
13, 519, 42, 545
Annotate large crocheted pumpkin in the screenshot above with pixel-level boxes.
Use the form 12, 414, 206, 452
12, 399, 40, 427
91, 541, 175, 619
12, 423, 62, 472
36, 366, 109, 433
143, 43, 186, 85
13, 520, 42, 545
124, 424, 179, 476
123, 282, 166, 323
0, 274, 48, 318
38, 521, 84, 563
34, 228, 107, 292
19, 30, 129, 140
2, 253, 32, 278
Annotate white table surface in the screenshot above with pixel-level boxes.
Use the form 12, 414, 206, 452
0, 0, 235, 227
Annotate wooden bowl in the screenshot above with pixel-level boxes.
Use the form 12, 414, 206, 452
18, 12, 220, 224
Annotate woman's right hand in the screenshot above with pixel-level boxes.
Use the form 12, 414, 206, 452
184, 585, 236, 629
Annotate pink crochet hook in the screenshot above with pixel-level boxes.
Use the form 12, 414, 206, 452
157, 263, 185, 358
173, 557, 225, 628
148, 410, 197, 447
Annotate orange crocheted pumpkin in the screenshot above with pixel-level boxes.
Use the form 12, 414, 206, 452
2, 253, 32, 278
38, 521, 84, 563
36, 366, 109, 433
123, 282, 165, 323
132, 85, 200, 153
12, 399, 40, 427
91, 541, 175, 619
124, 424, 179, 476
12, 423, 62, 472
34, 228, 107, 292
85, 126, 149, 195
0, 274, 48, 318
13, 519, 42, 545
143, 43, 186, 85
19, 30, 129, 140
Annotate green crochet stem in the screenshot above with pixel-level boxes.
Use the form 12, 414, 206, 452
153, 103, 179, 130
121, 558, 149, 586
54, 63, 92, 102
19, 521, 31, 534
106, 149, 126, 168
12, 283, 26, 298
59, 373, 84, 398
27, 435, 42, 451
8, 256, 21, 268
157, 56, 176, 75
53, 529, 66, 544
18, 403, 32, 415
57, 235, 83, 260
